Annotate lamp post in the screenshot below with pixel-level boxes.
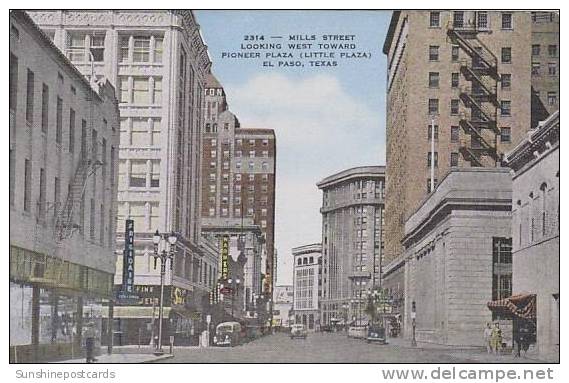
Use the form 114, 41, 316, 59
152, 230, 177, 355
411, 300, 417, 347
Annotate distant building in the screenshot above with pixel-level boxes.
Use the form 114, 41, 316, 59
403, 168, 512, 346
201, 73, 277, 300
530, 12, 559, 128
29, 9, 216, 346
292, 244, 322, 331
273, 285, 294, 328
317, 166, 385, 326
9, 10, 120, 362
504, 111, 559, 362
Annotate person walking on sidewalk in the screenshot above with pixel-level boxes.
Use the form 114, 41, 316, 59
490, 322, 502, 355
84, 322, 98, 363
483, 323, 492, 353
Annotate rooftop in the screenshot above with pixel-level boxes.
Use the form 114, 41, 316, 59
317, 166, 385, 189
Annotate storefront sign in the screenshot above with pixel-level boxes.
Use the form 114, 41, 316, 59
116, 285, 192, 307
221, 236, 229, 279
122, 219, 136, 295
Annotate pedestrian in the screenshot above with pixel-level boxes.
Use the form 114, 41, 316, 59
490, 322, 502, 355
483, 322, 492, 354
84, 322, 97, 363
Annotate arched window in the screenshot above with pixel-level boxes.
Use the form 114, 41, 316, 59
297, 258, 301, 266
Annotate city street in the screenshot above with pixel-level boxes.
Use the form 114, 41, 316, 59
158, 332, 540, 363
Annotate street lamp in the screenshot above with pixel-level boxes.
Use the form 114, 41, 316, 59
411, 300, 417, 347
152, 229, 177, 355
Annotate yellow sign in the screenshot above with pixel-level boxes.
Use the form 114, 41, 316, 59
221, 236, 229, 279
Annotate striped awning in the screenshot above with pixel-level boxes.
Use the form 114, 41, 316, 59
487, 294, 536, 320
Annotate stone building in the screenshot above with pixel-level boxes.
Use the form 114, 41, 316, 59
403, 168, 512, 346
29, 10, 216, 345
292, 244, 322, 331
201, 73, 277, 299
382, 10, 532, 313
317, 166, 386, 326
9, 10, 120, 362
504, 111, 559, 362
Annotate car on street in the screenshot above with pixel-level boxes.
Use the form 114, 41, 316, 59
290, 324, 308, 339
366, 325, 387, 344
347, 326, 367, 339
214, 321, 242, 347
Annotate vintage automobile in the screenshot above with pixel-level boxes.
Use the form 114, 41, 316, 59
213, 322, 242, 347
290, 324, 308, 339
347, 325, 368, 339
366, 325, 387, 344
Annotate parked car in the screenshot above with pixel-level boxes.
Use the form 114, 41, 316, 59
213, 322, 242, 347
290, 324, 308, 339
366, 325, 387, 344
347, 326, 367, 339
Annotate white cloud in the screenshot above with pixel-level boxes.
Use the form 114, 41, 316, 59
223, 73, 385, 284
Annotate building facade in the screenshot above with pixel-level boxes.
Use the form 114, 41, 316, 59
29, 10, 216, 345
9, 11, 120, 362
201, 73, 277, 298
403, 168, 512, 346
292, 244, 322, 331
317, 166, 386, 326
530, 12, 559, 128
504, 111, 559, 362
382, 10, 531, 271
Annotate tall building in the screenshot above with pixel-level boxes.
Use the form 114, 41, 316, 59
9, 10, 120, 362
317, 166, 386, 326
504, 111, 559, 362
382, 11, 531, 295
29, 10, 216, 345
530, 12, 559, 128
200, 73, 277, 299
292, 244, 322, 331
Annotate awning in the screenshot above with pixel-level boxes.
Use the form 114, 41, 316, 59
487, 294, 536, 320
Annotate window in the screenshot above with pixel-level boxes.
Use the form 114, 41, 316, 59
26, 69, 34, 123
450, 99, 460, 115
500, 127, 511, 143
428, 72, 439, 88
235, 174, 242, 181
548, 44, 557, 57
548, 62, 557, 76
429, 12, 440, 27
24, 159, 31, 212
427, 125, 439, 140
427, 178, 438, 193
69, 108, 75, 153
428, 98, 439, 114
150, 161, 160, 187
54, 177, 60, 212
501, 13, 513, 29
500, 100, 511, 116
451, 46, 459, 62
133, 36, 151, 62
209, 173, 216, 182
450, 152, 459, 167
153, 78, 162, 104
262, 150, 269, 157
119, 77, 129, 103
453, 11, 464, 28
129, 160, 146, 187
56, 97, 63, 144
532, 62, 541, 75
429, 45, 439, 61
41, 84, 49, 133
39, 168, 46, 219
249, 161, 254, 170
451, 72, 459, 88
249, 150, 255, 158
248, 174, 255, 182
9, 54, 18, 111
477, 11, 489, 29
451, 126, 459, 143
532, 44, 540, 56
67, 33, 86, 62
90, 34, 105, 61
501, 74, 511, 89
547, 92, 557, 106
427, 152, 438, 167
154, 37, 163, 63
262, 139, 269, 146
132, 78, 149, 104
249, 139, 255, 145
501, 47, 512, 63
492, 237, 512, 303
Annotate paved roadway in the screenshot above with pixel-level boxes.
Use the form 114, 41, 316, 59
158, 332, 537, 363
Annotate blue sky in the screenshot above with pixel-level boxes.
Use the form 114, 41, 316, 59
196, 10, 392, 285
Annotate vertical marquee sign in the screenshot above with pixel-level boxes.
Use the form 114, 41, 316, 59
122, 219, 135, 295
221, 236, 229, 280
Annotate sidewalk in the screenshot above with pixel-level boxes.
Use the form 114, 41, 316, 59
54, 348, 175, 364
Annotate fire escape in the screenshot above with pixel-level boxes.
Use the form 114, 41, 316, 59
447, 20, 501, 167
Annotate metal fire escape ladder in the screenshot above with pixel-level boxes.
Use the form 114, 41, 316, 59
448, 23, 501, 167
